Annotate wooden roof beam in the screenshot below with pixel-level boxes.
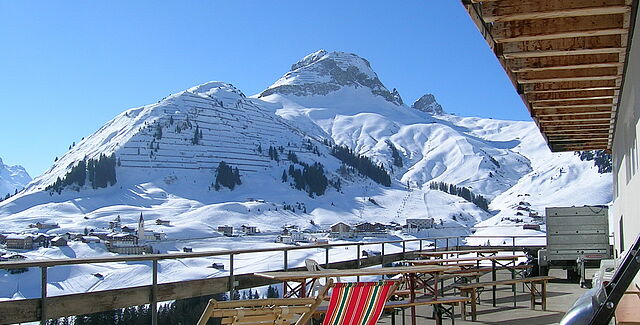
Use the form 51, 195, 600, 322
482, 0, 630, 23
522, 79, 619, 92
531, 97, 613, 107
542, 126, 611, 133
501, 35, 623, 59
538, 120, 612, 126
533, 107, 614, 117
538, 114, 612, 122
551, 142, 609, 150
507, 53, 621, 72
549, 137, 611, 142
531, 96, 614, 103
493, 14, 626, 43
527, 89, 616, 101
517, 66, 621, 83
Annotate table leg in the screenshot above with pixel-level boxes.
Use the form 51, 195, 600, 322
301, 280, 307, 298
530, 282, 535, 310
542, 280, 547, 311
409, 274, 417, 325
471, 289, 477, 322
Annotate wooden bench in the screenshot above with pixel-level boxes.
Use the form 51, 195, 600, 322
315, 296, 470, 325
616, 283, 640, 324
454, 276, 555, 321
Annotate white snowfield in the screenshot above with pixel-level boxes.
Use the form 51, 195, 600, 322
0, 50, 611, 300
0, 157, 31, 198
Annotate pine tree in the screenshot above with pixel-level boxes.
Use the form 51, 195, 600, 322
282, 170, 288, 183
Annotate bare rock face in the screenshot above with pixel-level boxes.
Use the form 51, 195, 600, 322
411, 93, 444, 115
259, 50, 403, 106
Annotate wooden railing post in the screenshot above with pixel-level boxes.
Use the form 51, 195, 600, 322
325, 247, 330, 268
283, 249, 288, 271
381, 242, 386, 266
229, 254, 235, 300
151, 260, 158, 325
40, 266, 47, 325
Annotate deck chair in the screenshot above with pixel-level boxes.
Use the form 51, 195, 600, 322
305, 259, 341, 295
322, 280, 400, 325
197, 279, 332, 325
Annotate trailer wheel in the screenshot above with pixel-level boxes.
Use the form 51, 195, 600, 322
567, 268, 580, 282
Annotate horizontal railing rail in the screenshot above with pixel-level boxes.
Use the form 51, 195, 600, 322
0, 234, 545, 325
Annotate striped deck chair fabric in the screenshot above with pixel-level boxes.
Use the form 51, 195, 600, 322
322, 281, 399, 325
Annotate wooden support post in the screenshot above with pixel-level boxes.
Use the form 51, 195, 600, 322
542, 280, 548, 311
40, 266, 47, 325
356, 244, 361, 282
381, 243, 385, 267
492, 260, 497, 307
151, 260, 158, 325
229, 254, 235, 300
325, 247, 329, 268
530, 282, 536, 309
283, 249, 288, 271
419, 239, 423, 252
402, 241, 406, 259
446, 238, 449, 251
471, 289, 478, 322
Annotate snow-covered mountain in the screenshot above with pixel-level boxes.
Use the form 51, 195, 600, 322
0, 157, 31, 198
0, 50, 612, 239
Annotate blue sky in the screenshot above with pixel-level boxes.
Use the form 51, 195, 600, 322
0, 1, 529, 177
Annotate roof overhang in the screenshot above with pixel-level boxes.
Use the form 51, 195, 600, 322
462, 0, 638, 152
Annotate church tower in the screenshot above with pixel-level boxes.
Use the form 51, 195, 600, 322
138, 212, 144, 242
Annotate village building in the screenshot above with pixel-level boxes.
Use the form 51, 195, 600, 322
106, 233, 138, 247
406, 218, 435, 233
155, 219, 170, 226
5, 234, 33, 250
81, 236, 101, 244
33, 222, 59, 230
276, 235, 293, 244
1, 254, 28, 274
217, 225, 233, 236
33, 234, 50, 248
50, 236, 68, 247
330, 222, 351, 233
109, 215, 122, 230
0, 234, 6, 244
354, 222, 377, 233
241, 225, 258, 235
121, 226, 136, 234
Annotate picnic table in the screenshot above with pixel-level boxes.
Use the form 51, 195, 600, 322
255, 264, 457, 325
406, 254, 528, 305
416, 248, 501, 259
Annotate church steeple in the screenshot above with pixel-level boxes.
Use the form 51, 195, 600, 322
138, 212, 144, 242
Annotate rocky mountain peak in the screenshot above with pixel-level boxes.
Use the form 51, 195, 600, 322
259, 50, 402, 105
411, 93, 444, 115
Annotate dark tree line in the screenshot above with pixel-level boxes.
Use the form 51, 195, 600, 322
46, 154, 117, 194
47, 293, 227, 325
214, 161, 241, 190
575, 150, 612, 173
192, 125, 203, 144
44, 286, 282, 325
268, 145, 285, 161
331, 145, 391, 186
387, 141, 403, 168
286, 162, 328, 197
429, 181, 489, 211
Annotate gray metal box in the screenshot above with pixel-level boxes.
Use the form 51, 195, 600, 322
545, 206, 610, 262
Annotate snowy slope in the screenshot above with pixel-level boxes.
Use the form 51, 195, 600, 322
0, 49, 614, 301
0, 157, 31, 198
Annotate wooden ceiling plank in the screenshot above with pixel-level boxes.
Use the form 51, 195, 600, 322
507, 53, 621, 71
532, 97, 614, 107
533, 106, 613, 116
549, 137, 611, 142
519, 75, 620, 83
522, 79, 618, 92
530, 95, 614, 103
526, 89, 616, 101
518, 66, 619, 80
483, 2, 629, 23
493, 14, 626, 43
502, 35, 623, 58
